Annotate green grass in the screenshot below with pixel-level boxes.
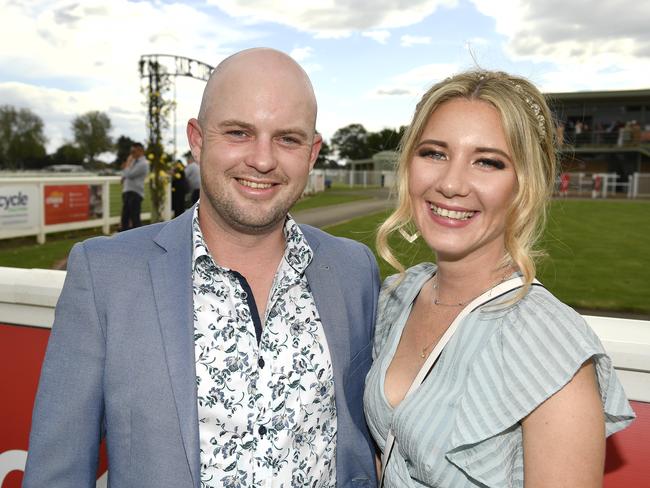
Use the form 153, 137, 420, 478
0, 187, 376, 269
2, 198, 648, 313
0, 229, 109, 269
291, 190, 373, 212
323, 200, 650, 315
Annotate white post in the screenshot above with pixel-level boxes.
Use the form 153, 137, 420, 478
37, 182, 45, 244
363, 171, 367, 188
349, 170, 354, 187
163, 178, 172, 221
602, 173, 608, 199
102, 180, 111, 234
633, 173, 639, 198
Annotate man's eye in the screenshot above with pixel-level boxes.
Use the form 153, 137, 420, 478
280, 136, 300, 145
226, 130, 247, 137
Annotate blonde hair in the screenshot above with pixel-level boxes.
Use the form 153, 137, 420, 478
377, 70, 557, 297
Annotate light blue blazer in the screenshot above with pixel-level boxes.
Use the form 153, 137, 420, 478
24, 209, 380, 488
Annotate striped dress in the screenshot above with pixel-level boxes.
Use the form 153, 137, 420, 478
363, 263, 635, 487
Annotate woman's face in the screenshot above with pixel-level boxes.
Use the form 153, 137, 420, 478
408, 98, 518, 265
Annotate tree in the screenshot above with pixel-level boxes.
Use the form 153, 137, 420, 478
314, 140, 335, 168
367, 127, 405, 153
0, 105, 47, 169
330, 123, 372, 161
72, 110, 113, 165
53, 143, 85, 165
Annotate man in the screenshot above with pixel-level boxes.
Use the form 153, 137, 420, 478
120, 142, 149, 230
24, 48, 379, 487
185, 152, 201, 205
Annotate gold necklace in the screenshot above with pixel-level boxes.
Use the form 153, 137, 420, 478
421, 270, 513, 358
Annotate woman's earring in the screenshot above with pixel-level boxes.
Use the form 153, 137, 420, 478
399, 227, 420, 243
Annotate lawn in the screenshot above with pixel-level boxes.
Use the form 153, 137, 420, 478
0, 187, 375, 269
323, 199, 650, 315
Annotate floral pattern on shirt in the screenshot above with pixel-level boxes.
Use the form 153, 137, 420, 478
192, 207, 337, 488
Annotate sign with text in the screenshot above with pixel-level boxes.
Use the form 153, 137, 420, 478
44, 184, 103, 225
0, 184, 39, 231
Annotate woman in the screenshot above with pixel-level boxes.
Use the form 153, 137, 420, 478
363, 70, 635, 487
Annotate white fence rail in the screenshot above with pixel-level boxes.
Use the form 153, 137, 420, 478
629, 173, 650, 198
0, 176, 172, 243
1, 265, 648, 403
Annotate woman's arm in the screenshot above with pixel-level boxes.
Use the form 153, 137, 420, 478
522, 360, 605, 487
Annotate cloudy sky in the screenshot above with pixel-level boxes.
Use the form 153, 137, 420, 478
1, 0, 649, 157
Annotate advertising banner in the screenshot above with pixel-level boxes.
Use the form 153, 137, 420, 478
0, 184, 39, 231
44, 184, 103, 225
0, 324, 108, 487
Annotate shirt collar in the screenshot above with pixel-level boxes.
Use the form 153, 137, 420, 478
191, 205, 313, 275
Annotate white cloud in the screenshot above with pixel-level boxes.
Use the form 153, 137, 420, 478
207, 0, 458, 37
290, 46, 314, 61
0, 0, 263, 153
400, 35, 432, 47
471, 0, 650, 84
362, 30, 391, 44
370, 62, 460, 98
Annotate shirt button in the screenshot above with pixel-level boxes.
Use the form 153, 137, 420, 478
258, 425, 267, 436
258, 357, 265, 368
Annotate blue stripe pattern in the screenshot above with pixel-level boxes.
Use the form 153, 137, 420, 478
364, 263, 635, 487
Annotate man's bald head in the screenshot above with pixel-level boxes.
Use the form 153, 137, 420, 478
197, 48, 318, 131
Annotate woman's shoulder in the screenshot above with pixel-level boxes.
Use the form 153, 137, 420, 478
494, 283, 595, 344
373, 263, 436, 357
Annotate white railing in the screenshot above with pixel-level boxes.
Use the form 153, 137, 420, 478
0, 265, 648, 404
312, 169, 395, 188
0, 176, 172, 243
629, 173, 650, 198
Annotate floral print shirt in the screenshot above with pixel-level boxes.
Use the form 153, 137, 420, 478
191, 207, 337, 487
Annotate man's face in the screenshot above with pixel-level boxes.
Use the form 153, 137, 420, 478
189, 60, 321, 236
130, 145, 143, 158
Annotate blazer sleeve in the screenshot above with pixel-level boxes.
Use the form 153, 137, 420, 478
23, 242, 106, 488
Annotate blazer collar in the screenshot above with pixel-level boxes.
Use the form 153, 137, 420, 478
149, 208, 201, 487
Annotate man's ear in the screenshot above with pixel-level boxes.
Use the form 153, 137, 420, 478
186, 118, 203, 163
308, 132, 323, 171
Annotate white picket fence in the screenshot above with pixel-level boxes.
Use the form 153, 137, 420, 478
0, 176, 171, 244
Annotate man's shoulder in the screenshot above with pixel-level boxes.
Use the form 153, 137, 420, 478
78, 221, 167, 259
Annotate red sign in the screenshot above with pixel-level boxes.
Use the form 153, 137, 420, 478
0, 324, 107, 487
44, 185, 103, 225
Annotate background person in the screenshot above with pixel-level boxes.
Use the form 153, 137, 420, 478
24, 48, 379, 488
364, 70, 635, 487
171, 158, 188, 217
184, 152, 201, 205
120, 142, 149, 230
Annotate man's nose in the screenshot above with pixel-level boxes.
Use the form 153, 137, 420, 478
245, 137, 277, 173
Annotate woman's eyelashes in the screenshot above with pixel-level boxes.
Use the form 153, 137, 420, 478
417, 148, 446, 160
475, 158, 506, 170
417, 148, 507, 170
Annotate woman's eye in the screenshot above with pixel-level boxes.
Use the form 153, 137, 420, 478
418, 149, 446, 160
476, 158, 506, 170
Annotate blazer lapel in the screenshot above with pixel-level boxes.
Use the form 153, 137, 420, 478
304, 235, 351, 395
149, 211, 200, 487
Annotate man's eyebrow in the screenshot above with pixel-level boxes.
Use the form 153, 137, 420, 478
218, 119, 255, 130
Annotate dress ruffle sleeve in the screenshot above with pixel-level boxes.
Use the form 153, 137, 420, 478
445, 288, 636, 487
